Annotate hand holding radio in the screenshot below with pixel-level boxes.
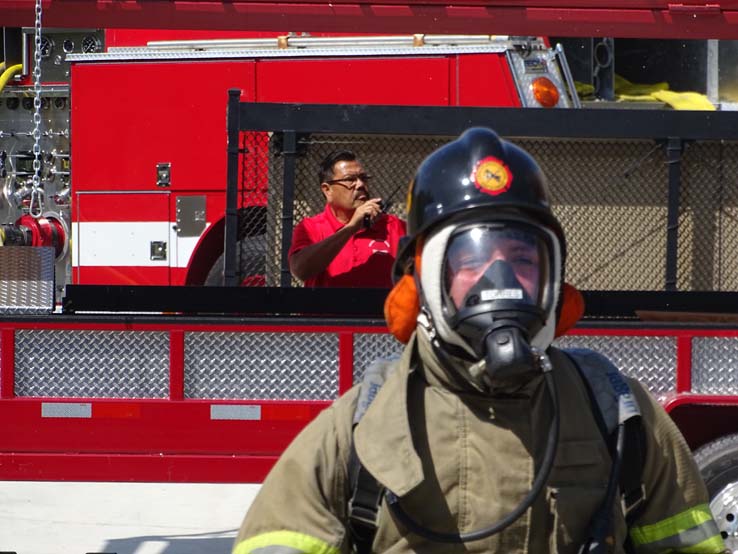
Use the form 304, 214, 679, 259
349, 197, 383, 231
363, 199, 386, 229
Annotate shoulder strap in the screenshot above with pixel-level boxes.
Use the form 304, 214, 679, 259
562, 348, 647, 527
347, 357, 399, 554
352, 357, 399, 424
620, 418, 647, 527
348, 443, 384, 554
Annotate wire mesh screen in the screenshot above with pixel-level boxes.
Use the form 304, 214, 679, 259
206, 132, 271, 286
264, 133, 450, 286
519, 138, 668, 290
238, 128, 738, 292
679, 141, 738, 291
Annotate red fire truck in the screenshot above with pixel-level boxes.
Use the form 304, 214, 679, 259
1, 29, 577, 292
2, 1, 738, 552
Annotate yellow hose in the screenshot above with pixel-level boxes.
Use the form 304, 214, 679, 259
0, 64, 23, 95
0, 61, 6, 72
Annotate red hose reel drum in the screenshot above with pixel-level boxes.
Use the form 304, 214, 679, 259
15, 214, 67, 257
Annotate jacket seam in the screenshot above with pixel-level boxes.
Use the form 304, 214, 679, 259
458, 395, 469, 531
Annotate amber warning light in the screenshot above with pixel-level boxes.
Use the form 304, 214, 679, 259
531, 77, 560, 108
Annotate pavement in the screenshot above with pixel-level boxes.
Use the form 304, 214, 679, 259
0, 481, 261, 554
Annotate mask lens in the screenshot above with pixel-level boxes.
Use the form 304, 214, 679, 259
444, 224, 550, 311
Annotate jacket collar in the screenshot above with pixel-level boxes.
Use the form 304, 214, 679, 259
353, 332, 547, 496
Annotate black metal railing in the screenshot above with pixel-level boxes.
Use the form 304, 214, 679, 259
60, 98, 738, 320
226, 96, 738, 294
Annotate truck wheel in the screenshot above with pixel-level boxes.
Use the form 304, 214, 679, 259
204, 234, 266, 286
693, 433, 738, 550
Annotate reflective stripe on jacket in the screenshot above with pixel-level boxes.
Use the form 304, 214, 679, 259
630, 503, 724, 554
234, 531, 340, 554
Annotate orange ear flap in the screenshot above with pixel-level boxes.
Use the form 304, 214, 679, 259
384, 275, 420, 344
555, 283, 585, 338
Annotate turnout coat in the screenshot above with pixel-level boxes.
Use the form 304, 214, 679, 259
234, 331, 724, 554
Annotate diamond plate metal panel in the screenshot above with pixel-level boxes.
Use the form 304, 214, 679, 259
0, 246, 55, 314
553, 335, 676, 396
15, 330, 169, 398
353, 333, 405, 384
352, 334, 676, 395
692, 338, 738, 394
184, 332, 339, 400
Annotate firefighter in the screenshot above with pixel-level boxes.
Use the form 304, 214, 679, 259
288, 150, 406, 288
233, 128, 725, 554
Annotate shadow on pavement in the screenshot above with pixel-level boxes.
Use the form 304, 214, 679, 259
99, 529, 237, 554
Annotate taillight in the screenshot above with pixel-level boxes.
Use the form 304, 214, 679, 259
531, 77, 560, 108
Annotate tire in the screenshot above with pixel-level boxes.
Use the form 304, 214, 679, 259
204, 234, 266, 286
693, 433, 738, 551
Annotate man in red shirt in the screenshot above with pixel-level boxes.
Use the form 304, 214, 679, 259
288, 150, 406, 288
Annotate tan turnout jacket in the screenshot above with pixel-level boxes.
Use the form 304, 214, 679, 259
234, 332, 724, 554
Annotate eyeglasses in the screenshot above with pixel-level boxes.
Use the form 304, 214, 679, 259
325, 173, 372, 190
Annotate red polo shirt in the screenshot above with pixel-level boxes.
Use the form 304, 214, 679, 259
288, 204, 407, 288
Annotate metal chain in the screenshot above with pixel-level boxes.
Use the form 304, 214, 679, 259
29, 0, 44, 218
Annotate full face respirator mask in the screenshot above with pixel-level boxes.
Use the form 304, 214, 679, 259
440, 220, 557, 383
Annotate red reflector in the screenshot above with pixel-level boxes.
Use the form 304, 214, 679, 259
531, 77, 560, 108
262, 404, 316, 421
92, 403, 142, 419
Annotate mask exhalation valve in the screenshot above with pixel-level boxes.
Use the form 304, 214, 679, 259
484, 324, 536, 382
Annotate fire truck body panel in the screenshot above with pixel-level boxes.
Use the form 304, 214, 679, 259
0, 303, 737, 481
71, 60, 256, 193
4, 307, 738, 552
70, 58, 254, 284
68, 38, 557, 286
73, 192, 173, 284
251, 55, 520, 107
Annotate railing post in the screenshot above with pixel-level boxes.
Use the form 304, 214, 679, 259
280, 130, 298, 287
224, 89, 242, 287
664, 137, 683, 291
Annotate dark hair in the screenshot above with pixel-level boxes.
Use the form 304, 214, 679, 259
319, 150, 358, 185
